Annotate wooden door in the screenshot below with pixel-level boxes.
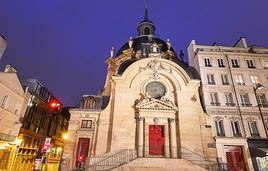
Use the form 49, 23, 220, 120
226, 146, 247, 171
149, 125, 165, 155
76, 138, 90, 166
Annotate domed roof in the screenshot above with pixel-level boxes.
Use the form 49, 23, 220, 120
116, 35, 177, 56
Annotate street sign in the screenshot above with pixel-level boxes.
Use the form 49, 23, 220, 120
44, 138, 51, 152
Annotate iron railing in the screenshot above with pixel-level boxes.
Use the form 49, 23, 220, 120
181, 147, 219, 171
87, 149, 137, 171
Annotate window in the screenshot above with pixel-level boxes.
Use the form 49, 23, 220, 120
263, 61, 268, 69
246, 59, 255, 68
215, 120, 225, 136
210, 92, 220, 106
81, 120, 93, 128
144, 27, 150, 35
256, 94, 268, 107
14, 109, 19, 115
207, 74, 215, 85
225, 93, 235, 106
250, 75, 260, 85
265, 122, 268, 133
218, 59, 225, 67
231, 59, 239, 68
204, 58, 212, 67
240, 94, 251, 106
1, 95, 8, 108
230, 120, 241, 137
248, 121, 259, 137
234, 75, 245, 85
221, 74, 229, 85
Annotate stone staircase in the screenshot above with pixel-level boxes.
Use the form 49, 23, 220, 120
86, 148, 219, 171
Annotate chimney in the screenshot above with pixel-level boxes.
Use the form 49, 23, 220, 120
234, 37, 248, 48
0, 35, 7, 60
4, 64, 18, 73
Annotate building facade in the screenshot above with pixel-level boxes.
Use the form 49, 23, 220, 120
0, 65, 29, 171
12, 78, 69, 171
0, 35, 7, 60
188, 38, 268, 171
62, 9, 217, 171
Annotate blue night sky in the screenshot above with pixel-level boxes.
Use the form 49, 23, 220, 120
0, 1, 268, 106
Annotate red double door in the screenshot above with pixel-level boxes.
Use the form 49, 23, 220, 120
225, 146, 247, 171
76, 138, 90, 166
149, 125, 165, 155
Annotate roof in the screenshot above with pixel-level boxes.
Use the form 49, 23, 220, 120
116, 35, 176, 56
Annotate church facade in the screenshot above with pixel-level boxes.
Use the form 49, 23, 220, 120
62, 9, 217, 171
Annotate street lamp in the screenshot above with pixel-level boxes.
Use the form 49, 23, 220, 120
253, 83, 268, 138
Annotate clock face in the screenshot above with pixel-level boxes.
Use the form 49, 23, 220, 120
145, 81, 166, 99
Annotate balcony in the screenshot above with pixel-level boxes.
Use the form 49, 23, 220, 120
208, 82, 215, 85
250, 133, 260, 138
233, 133, 242, 137
232, 65, 240, 68
241, 103, 252, 107
260, 104, 268, 108
236, 83, 245, 86
248, 66, 256, 69
226, 103, 236, 107
216, 133, 225, 137
205, 64, 212, 67
211, 102, 221, 106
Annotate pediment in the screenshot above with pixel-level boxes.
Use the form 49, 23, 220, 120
135, 98, 178, 111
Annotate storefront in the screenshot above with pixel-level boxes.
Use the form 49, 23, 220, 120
248, 139, 268, 171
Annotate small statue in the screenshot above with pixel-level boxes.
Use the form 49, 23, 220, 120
166, 38, 171, 50
128, 37, 133, 48
110, 46, 115, 57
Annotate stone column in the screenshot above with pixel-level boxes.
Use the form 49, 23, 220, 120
169, 118, 178, 158
138, 117, 144, 157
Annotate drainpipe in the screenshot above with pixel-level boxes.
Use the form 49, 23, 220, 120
222, 50, 246, 138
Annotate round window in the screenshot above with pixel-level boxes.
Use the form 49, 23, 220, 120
145, 81, 166, 99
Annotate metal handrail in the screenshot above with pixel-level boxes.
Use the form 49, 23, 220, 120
88, 149, 137, 171
181, 147, 218, 171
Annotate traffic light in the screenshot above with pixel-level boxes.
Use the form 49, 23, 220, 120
78, 155, 85, 161
48, 99, 61, 111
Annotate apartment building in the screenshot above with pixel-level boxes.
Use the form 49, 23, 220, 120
188, 37, 268, 171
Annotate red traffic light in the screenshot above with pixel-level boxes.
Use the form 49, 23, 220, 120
49, 99, 61, 110
78, 155, 85, 161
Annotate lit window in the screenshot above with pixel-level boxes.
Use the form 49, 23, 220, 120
218, 59, 225, 67
230, 120, 241, 137
81, 120, 93, 128
250, 75, 260, 85
248, 121, 259, 137
256, 94, 268, 107
221, 74, 229, 85
234, 75, 244, 85
240, 94, 251, 107
210, 92, 220, 106
215, 120, 225, 136
225, 93, 235, 106
246, 59, 255, 68
231, 59, 239, 68
204, 58, 212, 67
207, 74, 215, 85
1, 95, 8, 108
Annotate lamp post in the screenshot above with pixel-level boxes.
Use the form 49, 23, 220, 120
253, 83, 268, 138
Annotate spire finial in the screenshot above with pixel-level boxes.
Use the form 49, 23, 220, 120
144, 6, 148, 20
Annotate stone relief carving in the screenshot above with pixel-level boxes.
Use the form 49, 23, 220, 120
139, 59, 172, 79
135, 93, 178, 111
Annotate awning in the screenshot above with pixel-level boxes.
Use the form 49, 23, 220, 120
251, 148, 268, 158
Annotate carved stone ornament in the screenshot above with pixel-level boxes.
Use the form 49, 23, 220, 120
135, 96, 178, 112
139, 59, 172, 79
